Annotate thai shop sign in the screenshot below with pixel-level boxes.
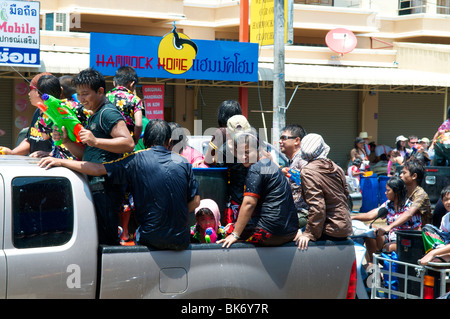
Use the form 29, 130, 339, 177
90, 28, 259, 82
0, 0, 40, 67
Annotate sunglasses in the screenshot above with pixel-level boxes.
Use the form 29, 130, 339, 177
279, 135, 298, 141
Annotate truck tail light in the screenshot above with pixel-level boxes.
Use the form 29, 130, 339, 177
346, 259, 357, 299
423, 275, 435, 299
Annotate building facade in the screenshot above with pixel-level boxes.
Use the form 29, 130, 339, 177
1, 0, 450, 166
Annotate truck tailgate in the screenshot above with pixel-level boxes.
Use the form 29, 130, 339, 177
98, 240, 355, 299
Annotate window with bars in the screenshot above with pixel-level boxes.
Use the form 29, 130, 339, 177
399, 0, 450, 15
295, 0, 333, 5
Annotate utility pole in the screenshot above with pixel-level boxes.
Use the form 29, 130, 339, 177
239, 0, 249, 118
272, 0, 285, 146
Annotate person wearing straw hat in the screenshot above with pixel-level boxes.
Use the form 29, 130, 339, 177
359, 131, 372, 156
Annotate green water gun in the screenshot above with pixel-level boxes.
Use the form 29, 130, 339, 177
36, 94, 84, 146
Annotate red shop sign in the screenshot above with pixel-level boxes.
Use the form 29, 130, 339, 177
143, 84, 164, 120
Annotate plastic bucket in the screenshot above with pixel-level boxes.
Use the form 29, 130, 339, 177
396, 230, 425, 297
359, 174, 379, 213
378, 176, 390, 205
192, 167, 228, 225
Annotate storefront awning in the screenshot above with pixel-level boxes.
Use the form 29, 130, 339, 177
258, 63, 450, 90
38, 50, 90, 75
2, 52, 449, 92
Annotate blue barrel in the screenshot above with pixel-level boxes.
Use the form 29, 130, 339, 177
359, 174, 379, 213
378, 176, 390, 205
192, 167, 228, 225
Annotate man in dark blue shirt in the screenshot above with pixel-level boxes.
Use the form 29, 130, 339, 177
39, 119, 200, 250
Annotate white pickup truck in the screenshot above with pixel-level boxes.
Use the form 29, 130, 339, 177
0, 155, 357, 299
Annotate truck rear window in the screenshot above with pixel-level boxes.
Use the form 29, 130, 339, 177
11, 176, 74, 249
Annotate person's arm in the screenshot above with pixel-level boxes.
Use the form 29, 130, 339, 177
2, 138, 31, 155
188, 195, 200, 213
133, 109, 143, 145
351, 207, 379, 222
387, 159, 393, 176
377, 206, 418, 236
349, 148, 357, 162
38, 156, 107, 176
218, 196, 258, 248
204, 128, 227, 166
419, 243, 450, 265
430, 130, 440, 150
79, 120, 135, 154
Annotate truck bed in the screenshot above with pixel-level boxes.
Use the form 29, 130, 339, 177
98, 240, 355, 299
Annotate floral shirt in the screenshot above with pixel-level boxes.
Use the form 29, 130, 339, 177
36, 99, 90, 160
381, 199, 421, 242
437, 119, 450, 145
106, 86, 144, 135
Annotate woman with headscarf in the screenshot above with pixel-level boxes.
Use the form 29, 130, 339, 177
295, 133, 353, 250
190, 199, 225, 243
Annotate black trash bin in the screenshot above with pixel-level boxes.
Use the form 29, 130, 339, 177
192, 167, 228, 226
396, 230, 426, 297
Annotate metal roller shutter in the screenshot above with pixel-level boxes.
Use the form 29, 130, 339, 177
378, 92, 444, 148
196, 86, 271, 136
197, 86, 239, 130
283, 89, 359, 167
0, 79, 13, 148
197, 86, 358, 167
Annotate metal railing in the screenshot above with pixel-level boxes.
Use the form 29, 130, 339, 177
371, 253, 450, 299
294, 0, 361, 8
399, 0, 450, 15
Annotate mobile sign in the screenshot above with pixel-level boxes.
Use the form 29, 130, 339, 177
90, 27, 259, 82
0, 0, 40, 67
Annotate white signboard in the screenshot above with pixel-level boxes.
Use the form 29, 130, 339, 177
0, 0, 40, 67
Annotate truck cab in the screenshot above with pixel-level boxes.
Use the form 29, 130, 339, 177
0, 156, 98, 298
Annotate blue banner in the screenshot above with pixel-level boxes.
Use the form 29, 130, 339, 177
90, 31, 259, 82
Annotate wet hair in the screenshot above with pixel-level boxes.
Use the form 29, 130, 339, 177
403, 159, 425, 185
37, 75, 61, 98
352, 157, 362, 166
113, 66, 139, 87
217, 100, 242, 128
387, 176, 407, 207
196, 207, 214, 219
143, 119, 171, 148
441, 185, 450, 200
281, 124, 307, 140
59, 75, 77, 99
30, 72, 52, 88
73, 68, 106, 93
